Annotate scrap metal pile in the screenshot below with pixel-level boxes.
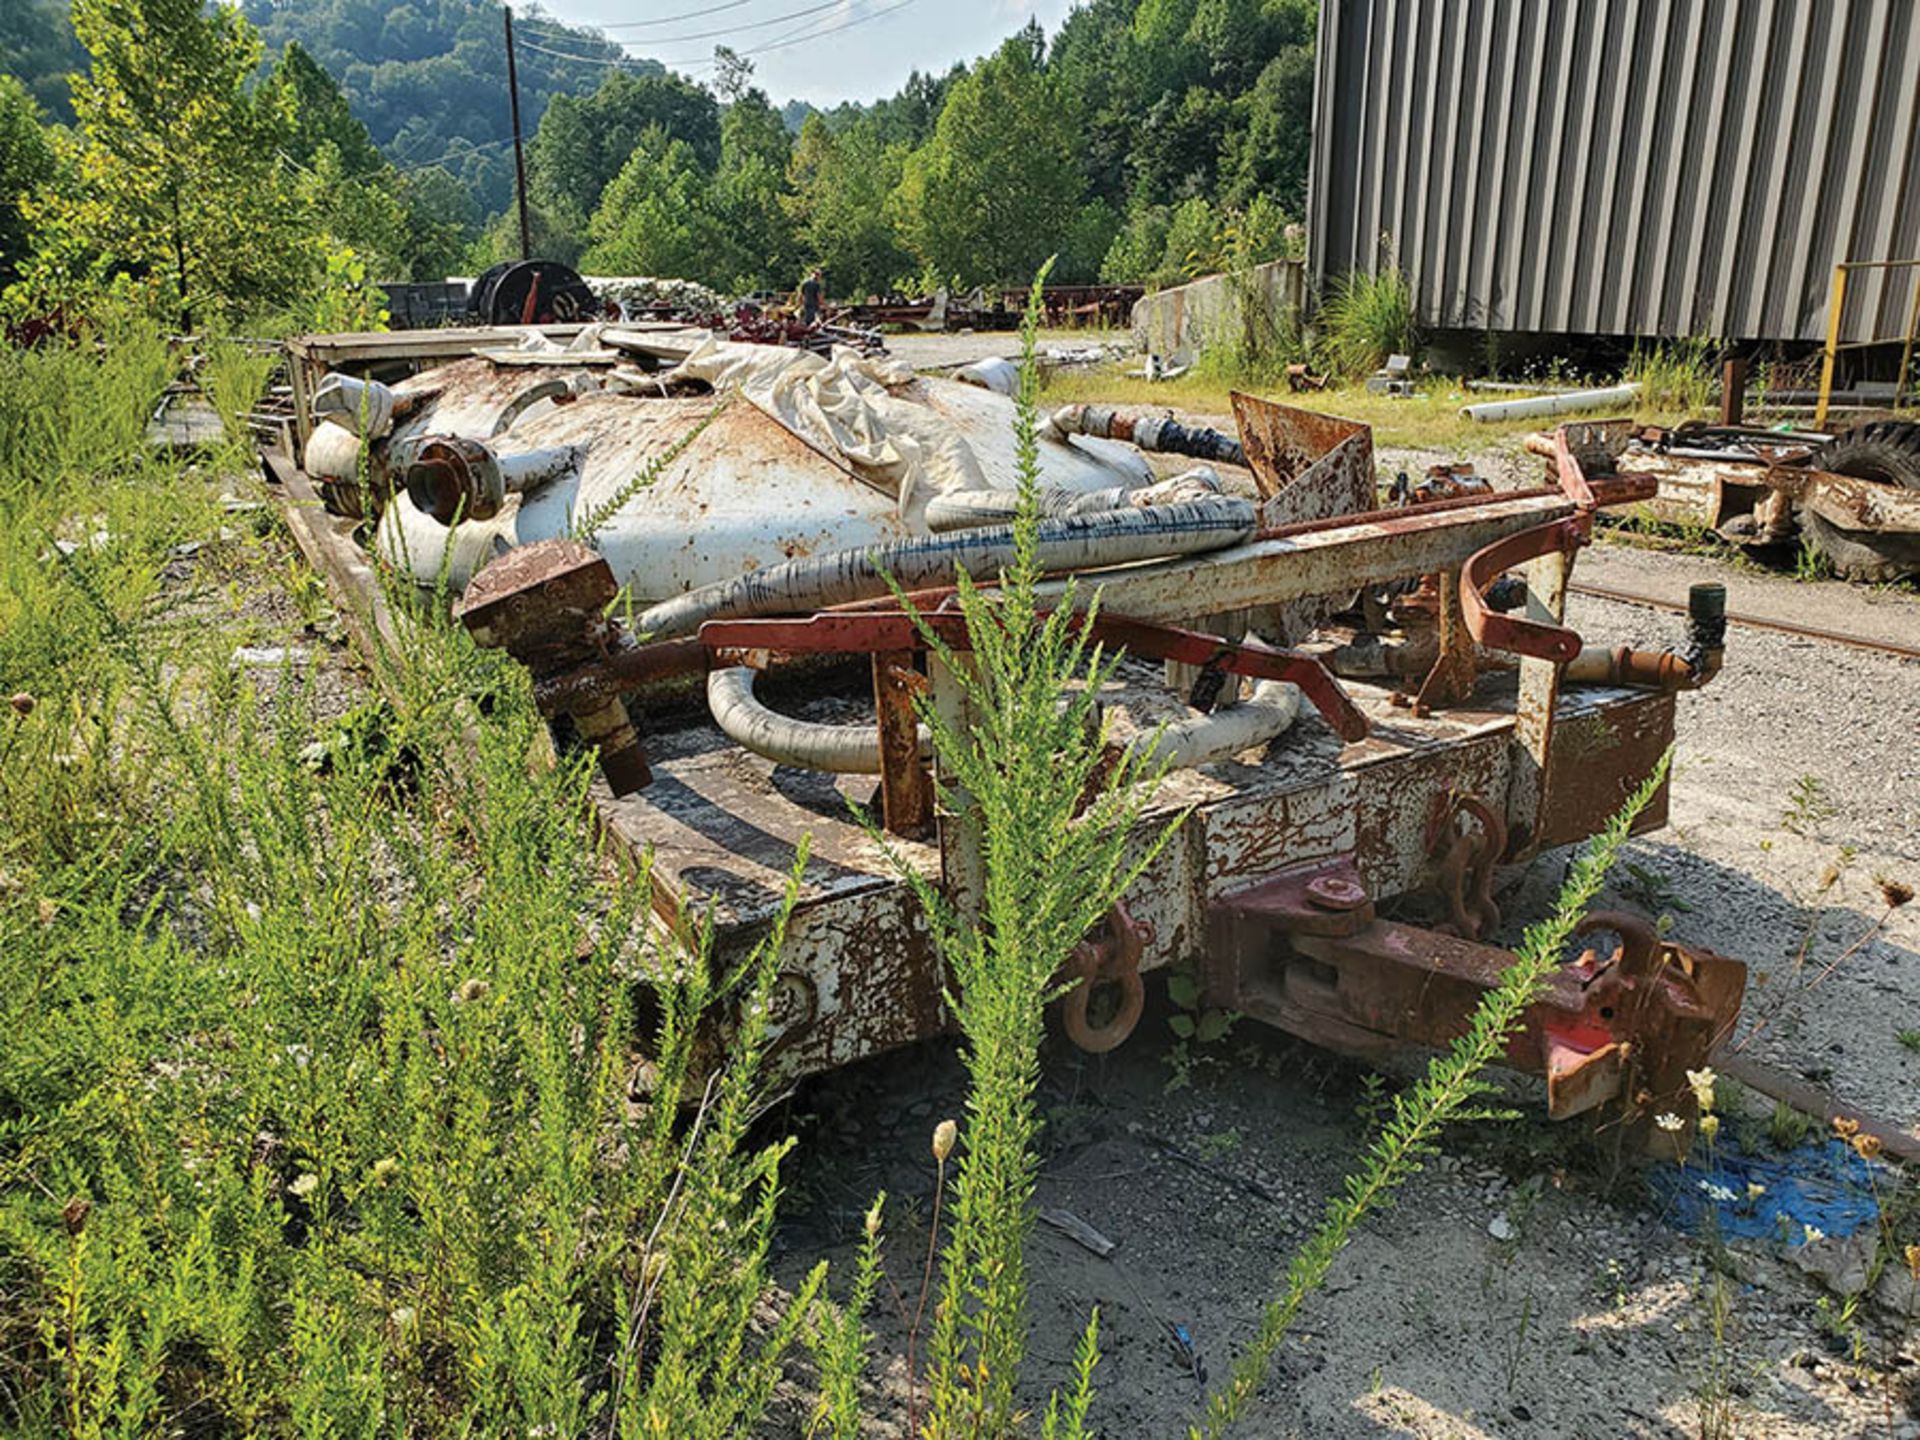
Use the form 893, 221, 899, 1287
1529, 416, 1920, 583
269, 329, 1752, 1158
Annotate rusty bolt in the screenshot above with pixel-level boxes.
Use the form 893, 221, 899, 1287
1305, 874, 1369, 911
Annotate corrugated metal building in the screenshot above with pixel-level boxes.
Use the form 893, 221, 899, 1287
1308, 0, 1920, 345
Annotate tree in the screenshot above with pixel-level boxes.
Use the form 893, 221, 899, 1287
1128, 84, 1233, 206
581, 134, 733, 286
1221, 44, 1315, 211
713, 88, 798, 291
529, 70, 721, 221
0, 77, 57, 287
269, 42, 408, 278
25, 0, 312, 327
269, 40, 384, 177
242, 0, 650, 214
786, 113, 910, 299
891, 36, 1084, 288
398, 165, 476, 280
0, 0, 87, 122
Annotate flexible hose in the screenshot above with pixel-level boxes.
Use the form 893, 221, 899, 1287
1122, 679, 1301, 768
921, 471, 1225, 534
923, 485, 1135, 533
707, 666, 928, 773
639, 497, 1256, 640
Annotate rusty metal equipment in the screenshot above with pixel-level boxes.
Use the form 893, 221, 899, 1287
424, 396, 1745, 1152
1531, 417, 1920, 583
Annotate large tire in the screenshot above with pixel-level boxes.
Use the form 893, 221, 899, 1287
1804, 421, 1920, 582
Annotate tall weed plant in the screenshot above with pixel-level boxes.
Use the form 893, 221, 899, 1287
1316, 265, 1418, 378
0, 321, 821, 1437
882, 264, 1176, 1438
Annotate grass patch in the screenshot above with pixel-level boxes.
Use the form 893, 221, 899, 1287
1039, 368, 1550, 452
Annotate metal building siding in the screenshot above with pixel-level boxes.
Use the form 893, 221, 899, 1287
1308, 0, 1920, 343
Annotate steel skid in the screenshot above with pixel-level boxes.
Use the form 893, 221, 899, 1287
451, 396, 1744, 1150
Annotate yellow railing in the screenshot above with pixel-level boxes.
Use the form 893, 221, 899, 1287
1815, 257, 1920, 428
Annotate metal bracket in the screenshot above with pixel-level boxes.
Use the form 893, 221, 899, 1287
1060, 900, 1155, 1053
1460, 518, 1589, 662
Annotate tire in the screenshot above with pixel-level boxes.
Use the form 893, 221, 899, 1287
1804, 421, 1920, 582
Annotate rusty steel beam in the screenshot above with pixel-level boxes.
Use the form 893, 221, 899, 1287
1028, 492, 1586, 623
872, 650, 934, 839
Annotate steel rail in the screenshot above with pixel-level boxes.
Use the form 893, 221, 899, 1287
1568, 581, 1920, 661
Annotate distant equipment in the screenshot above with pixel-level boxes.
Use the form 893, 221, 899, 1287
465, 261, 605, 326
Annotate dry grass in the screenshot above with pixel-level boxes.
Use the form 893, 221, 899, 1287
1039, 366, 1715, 453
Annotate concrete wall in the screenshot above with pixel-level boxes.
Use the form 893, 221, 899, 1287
1130, 259, 1307, 359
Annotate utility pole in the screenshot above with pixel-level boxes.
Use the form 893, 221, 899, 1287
504, 4, 533, 261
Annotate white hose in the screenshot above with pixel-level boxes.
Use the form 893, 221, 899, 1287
707, 666, 928, 773
710, 669, 1298, 775
922, 470, 1225, 534
640, 497, 1256, 641
1124, 680, 1301, 769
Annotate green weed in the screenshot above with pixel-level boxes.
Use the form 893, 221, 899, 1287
1315, 265, 1418, 378
874, 263, 1170, 1439
1781, 773, 1834, 835
1626, 336, 1720, 414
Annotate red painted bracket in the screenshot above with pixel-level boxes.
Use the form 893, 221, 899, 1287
1459, 517, 1589, 662
700, 610, 1371, 743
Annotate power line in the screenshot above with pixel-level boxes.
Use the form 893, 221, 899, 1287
525, 0, 757, 31
674, 0, 923, 68
524, 0, 849, 51
502, 0, 926, 76
513, 34, 651, 65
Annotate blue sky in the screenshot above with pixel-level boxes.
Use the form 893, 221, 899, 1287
532, 0, 1078, 108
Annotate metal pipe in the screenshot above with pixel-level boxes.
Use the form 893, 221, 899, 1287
1459, 383, 1639, 423
1565, 583, 1726, 690
399, 435, 581, 524
637, 499, 1258, 641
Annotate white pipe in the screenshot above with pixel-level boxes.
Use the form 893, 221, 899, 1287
1123, 680, 1301, 769
707, 666, 928, 774
1459, 383, 1639, 423
639, 498, 1257, 641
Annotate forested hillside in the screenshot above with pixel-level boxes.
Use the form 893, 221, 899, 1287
533, 0, 1317, 295
1, 0, 1317, 319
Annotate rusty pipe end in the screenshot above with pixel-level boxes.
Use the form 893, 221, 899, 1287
404, 436, 505, 524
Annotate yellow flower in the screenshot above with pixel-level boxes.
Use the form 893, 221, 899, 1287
1697, 1114, 1720, 1142
1832, 1117, 1860, 1140
1851, 1133, 1883, 1161
1905, 1244, 1920, 1282
1745, 1182, 1767, 1202
1686, 1068, 1716, 1113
